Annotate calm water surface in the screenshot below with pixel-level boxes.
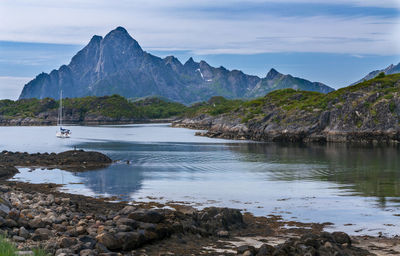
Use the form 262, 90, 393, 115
2, 124, 400, 236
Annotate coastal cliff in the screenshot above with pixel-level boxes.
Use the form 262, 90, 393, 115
173, 73, 400, 144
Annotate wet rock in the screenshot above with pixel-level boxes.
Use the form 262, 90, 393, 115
5, 218, 18, 228
96, 233, 121, 250
0, 150, 112, 175
116, 217, 138, 228
80, 249, 95, 256
8, 209, 20, 220
55, 248, 74, 256
12, 235, 26, 242
332, 231, 352, 246
256, 244, 275, 256
128, 209, 164, 223
60, 236, 78, 248
32, 228, 52, 241
118, 206, 136, 215
0, 165, 19, 179
79, 235, 97, 249
19, 227, 30, 239
237, 245, 256, 255
0, 197, 11, 217
29, 216, 48, 228
0, 216, 5, 227
217, 230, 229, 238
115, 231, 144, 251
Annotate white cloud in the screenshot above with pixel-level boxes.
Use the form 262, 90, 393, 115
0, 0, 399, 55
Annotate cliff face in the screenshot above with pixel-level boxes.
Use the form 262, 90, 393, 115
19, 27, 334, 104
173, 74, 400, 144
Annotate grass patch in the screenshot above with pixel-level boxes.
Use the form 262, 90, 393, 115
0, 236, 17, 256
0, 235, 48, 256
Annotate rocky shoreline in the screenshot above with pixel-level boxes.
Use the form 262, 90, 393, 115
172, 116, 400, 144
1, 181, 396, 256
1, 150, 399, 255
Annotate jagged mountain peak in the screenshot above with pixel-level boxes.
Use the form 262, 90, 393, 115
184, 57, 199, 71
266, 68, 282, 80
105, 26, 130, 37
184, 57, 196, 65
164, 55, 181, 64
101, 26, 143, 54
18, 27, 334, 103
89, 35, 103, 43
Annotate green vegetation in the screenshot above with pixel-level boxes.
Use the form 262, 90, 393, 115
0, 95, 187, 121
183, 73, 400, 124
1, 73, 399, 124
0, 236, 17, 256
183, 96, 243, 117
0, 235, 48, 256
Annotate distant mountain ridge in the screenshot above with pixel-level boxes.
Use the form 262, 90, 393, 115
19, 27, 334, 104
353, 62, 400, 85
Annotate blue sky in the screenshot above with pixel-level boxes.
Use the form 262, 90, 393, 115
0, 0, 399, 99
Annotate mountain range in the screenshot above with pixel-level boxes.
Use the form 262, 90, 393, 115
19, 27, 334, 104
353, 62, 400, 85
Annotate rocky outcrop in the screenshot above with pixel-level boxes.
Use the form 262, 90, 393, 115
173, 74, 400, 144
0, 150, 112, 178
19, 27, 333, 104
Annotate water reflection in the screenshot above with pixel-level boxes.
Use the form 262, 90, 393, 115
5, 124, 400, 236
228, 143, 400, 207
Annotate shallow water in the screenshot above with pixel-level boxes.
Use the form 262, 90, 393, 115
2, 124, 400, 236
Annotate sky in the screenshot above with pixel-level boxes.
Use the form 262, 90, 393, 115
0, 0, 400, 99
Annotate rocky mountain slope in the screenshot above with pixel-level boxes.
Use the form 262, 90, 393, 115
19, 27, 334, 104
353, 62, 400, 84
173, 73, 400, 144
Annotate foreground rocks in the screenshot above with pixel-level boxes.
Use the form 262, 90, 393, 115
0, 150, 112, 178
0, 183, 376, 256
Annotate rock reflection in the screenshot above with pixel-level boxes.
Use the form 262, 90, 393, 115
229, 143, 400, 206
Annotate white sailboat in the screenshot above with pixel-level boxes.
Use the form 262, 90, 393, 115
56, 90, 71, 138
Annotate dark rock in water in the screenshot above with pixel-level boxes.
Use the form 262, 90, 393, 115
332, 231, 352, 246
195, 207, 244, 233
0, 150, 112, 178
0, 165, 19, 179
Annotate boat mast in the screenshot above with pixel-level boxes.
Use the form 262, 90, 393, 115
59, 90, 63, 127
